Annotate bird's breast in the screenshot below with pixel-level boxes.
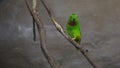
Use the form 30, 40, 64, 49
68, 22, 76, 26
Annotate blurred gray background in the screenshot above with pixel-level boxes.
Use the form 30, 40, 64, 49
0, 0, 120, 68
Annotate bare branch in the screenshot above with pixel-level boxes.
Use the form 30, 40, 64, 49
25, 0, 59, 68
39, 0, 98, 68
32, 0, 37, 41
32, 0, 37, 12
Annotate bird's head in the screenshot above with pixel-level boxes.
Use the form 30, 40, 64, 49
68, 13, 78, 26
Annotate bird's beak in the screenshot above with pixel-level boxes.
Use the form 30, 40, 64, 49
72, 18, 75, 22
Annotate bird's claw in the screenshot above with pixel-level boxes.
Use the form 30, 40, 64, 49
72, 38, 76, 41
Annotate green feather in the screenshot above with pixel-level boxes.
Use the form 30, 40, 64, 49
66, 13, 81, 44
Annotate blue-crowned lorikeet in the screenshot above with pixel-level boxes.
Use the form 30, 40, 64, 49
66, 14, 81, 44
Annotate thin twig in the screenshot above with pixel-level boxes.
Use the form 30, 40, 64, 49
32, 17, 36, 41
32, 0, 37, 41
39, 0, 97, 68
25, 0, 59, 68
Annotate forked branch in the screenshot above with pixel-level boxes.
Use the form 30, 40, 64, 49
25, 0, 59, 68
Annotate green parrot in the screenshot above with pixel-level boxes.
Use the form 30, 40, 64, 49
66, 13, 81, 44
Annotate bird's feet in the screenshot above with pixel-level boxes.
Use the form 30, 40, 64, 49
72, 38, 76, 41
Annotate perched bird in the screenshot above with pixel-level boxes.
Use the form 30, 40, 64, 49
66, 14, 81, 44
